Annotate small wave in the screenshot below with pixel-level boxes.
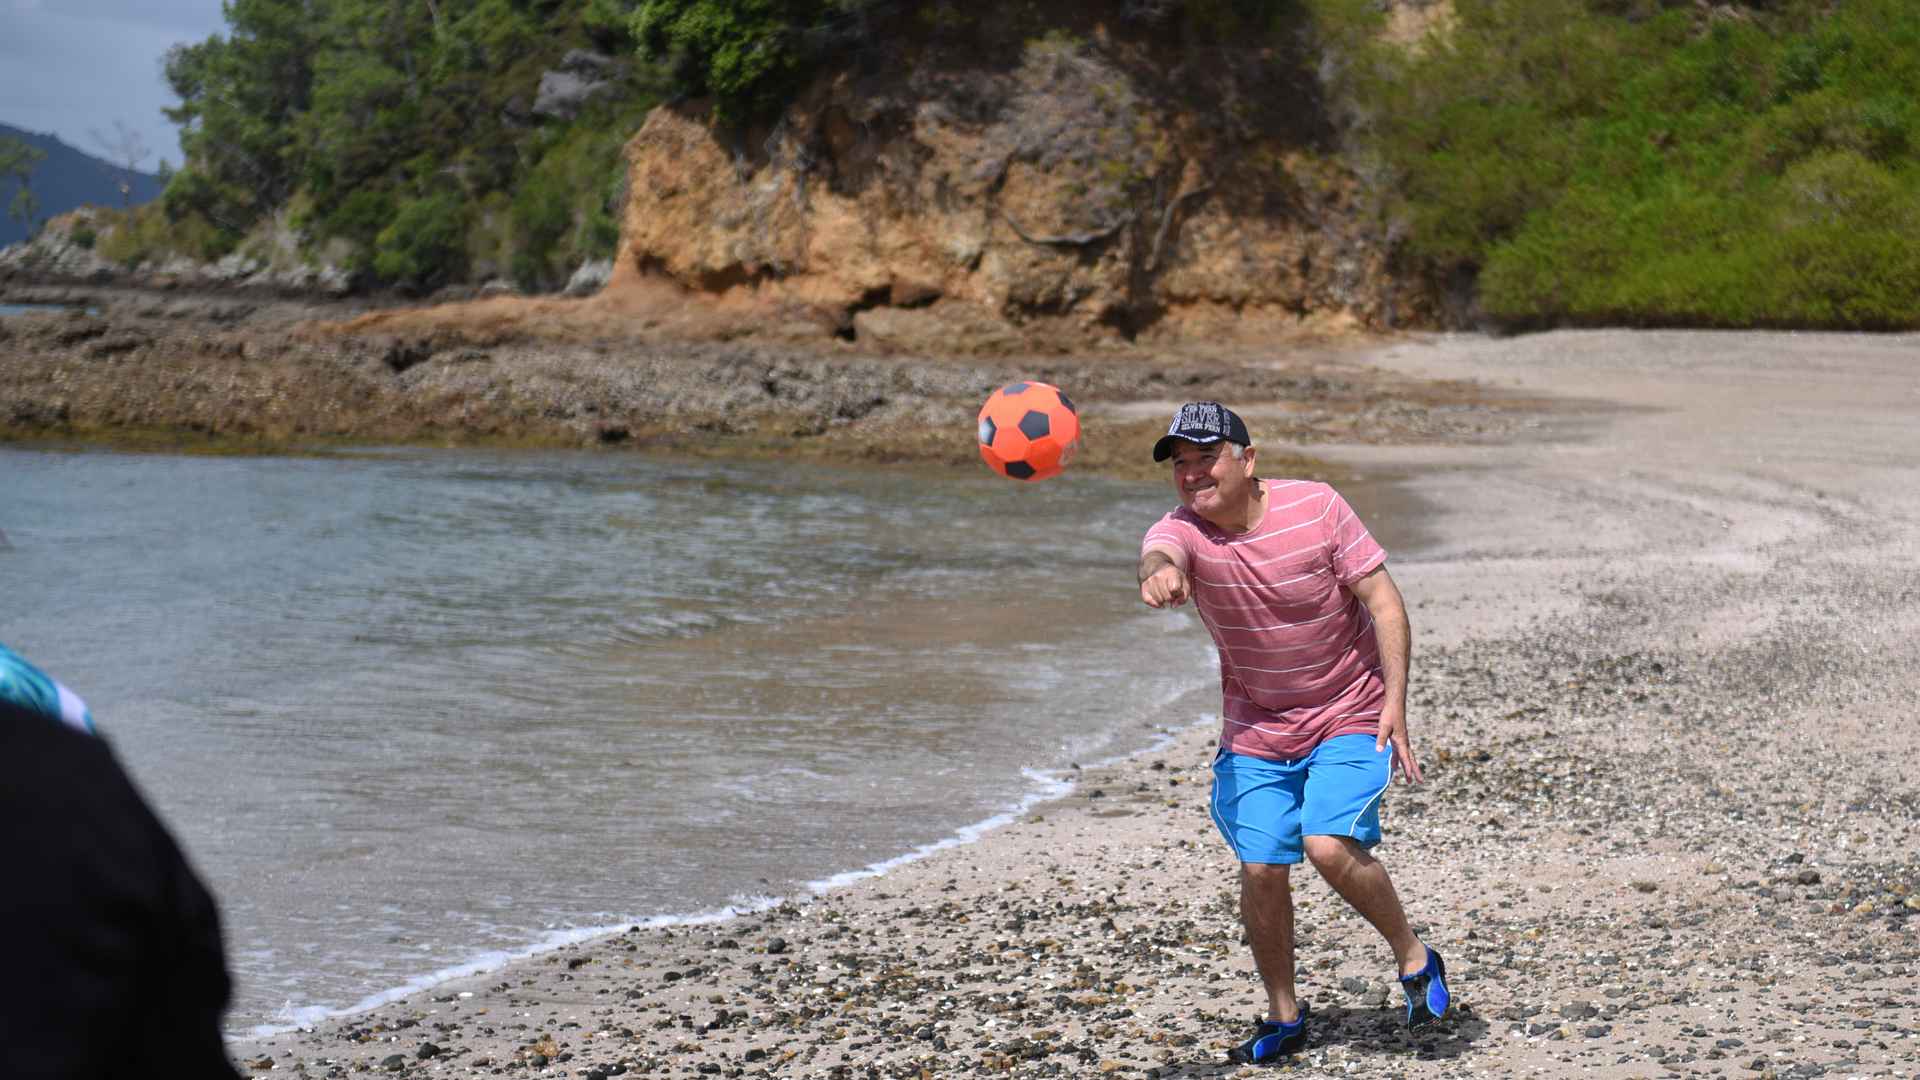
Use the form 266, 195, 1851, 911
804, 682, 1216, 895
236, 894, 782, 1040
802, 767, 1076, 893
233, 675, 1219, 1045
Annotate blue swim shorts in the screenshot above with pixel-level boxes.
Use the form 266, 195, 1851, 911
1209, 733, 1392, 865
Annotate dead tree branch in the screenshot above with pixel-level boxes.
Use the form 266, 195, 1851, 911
1002, 209, 1136, 248
1146, 184, 1212, 272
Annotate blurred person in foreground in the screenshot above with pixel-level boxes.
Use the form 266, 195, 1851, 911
0, 642, 241, 1078
1136, 403, 1449, 1064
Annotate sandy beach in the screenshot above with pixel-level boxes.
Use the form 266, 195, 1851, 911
226, 329, 1920, 1079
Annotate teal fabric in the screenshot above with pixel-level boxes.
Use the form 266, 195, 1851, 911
0, 642, 94, 734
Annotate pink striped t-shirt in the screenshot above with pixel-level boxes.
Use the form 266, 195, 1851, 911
1141, 479, 1388, 761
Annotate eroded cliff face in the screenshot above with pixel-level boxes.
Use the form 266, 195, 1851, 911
609, 10, 1445, 352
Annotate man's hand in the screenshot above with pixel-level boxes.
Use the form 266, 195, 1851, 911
1140, 564, 1190, 608
1138, 549, 1191, 608
1375, 702, 1423, 784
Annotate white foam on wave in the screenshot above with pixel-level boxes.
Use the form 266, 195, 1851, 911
799, 720, 1204, 896
802, 766, 1075, 893
239, 894, 783, 1040
805, 641, 1216, 894
236, 655, 1220, 1046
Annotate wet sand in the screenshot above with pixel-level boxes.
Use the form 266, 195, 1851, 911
227, 329, 1920, 1078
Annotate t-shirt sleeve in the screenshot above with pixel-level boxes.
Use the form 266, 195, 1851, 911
1141, 513, 1189, 561
1324, 486, 1386, 583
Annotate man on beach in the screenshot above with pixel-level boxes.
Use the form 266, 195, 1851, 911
1136, 402, 1449, 1064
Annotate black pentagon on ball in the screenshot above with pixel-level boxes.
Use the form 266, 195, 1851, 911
978, 415, 997, 446
1001, 381, 1029, 396
1017, 409, 1051, 441
1057, 390, 1076, 413
1004, 460, 1037, 479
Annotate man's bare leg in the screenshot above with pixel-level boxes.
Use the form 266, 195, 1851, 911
1239, 862, 1302, 1022
1302, 835, 1428, 976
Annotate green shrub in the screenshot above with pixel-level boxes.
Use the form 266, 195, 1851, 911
1317, 0, 1920, 328
631, 0, 878, 126
583, 0, 641, 48
321, 189, 397, 250
1478, 183, 1772, 326
507, 118, 638, 290
156, 168, 248, 259
511, 171, 574, 290
373, 192, 470, 288
92, 200, 233, 266
1771, 152, 1920, 327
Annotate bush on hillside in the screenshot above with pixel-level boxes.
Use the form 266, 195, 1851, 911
508, 118, 636, 291
314, 189, 398, 271
630, 0, 881, 126
1320, 0, 1920, 329
374, 192, 471, 289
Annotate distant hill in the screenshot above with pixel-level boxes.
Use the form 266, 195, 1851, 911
0, 123, 166, 247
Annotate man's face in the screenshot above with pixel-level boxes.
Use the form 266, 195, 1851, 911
1168, 440, 1255, 519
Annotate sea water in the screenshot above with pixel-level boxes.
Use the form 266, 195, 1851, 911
0, 302, 99, 317
1, 445, 1240, 1034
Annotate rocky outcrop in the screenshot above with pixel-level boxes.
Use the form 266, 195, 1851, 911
533, 50, 629, 121
0, 207, 357, 297
0, 211, 120, 284
0, 208, 598, 304
563, 257, 614, 297
608, 10, 1443, 350
0, 285, 1525, 465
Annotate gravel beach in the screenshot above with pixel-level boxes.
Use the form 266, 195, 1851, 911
228, 328, 1920, 1079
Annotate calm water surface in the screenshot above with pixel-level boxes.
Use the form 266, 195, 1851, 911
0, 303, 97, 317
2, 446, 1226, 1033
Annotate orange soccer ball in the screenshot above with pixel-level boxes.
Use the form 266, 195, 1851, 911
976, 380, 1081, 481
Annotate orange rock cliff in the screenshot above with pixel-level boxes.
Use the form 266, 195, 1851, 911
606, 7, 1447, 352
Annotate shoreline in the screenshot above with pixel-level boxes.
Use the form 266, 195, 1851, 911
227, 327, 1920, 1079
233, 703, 1214, 1044
0, 284, 1550, 484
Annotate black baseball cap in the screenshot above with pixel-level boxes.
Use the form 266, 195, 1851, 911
1152, 401, 1251, 462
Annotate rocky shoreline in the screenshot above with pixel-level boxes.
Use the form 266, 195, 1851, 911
218, 328, 1920, 1078
0, 283, 1537, 481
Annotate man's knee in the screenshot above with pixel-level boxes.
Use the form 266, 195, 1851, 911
1241, 861, 1292, 893
1303, 834, 1365, 872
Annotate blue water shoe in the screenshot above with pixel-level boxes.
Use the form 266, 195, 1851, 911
1398, 944, 1450, 1028
1225, 1002, 1309, 1065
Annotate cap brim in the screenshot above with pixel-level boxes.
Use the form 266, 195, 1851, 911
1152, 433, 1224, 462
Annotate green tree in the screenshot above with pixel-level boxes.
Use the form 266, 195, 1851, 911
163, 0, 325, 230
631, 0, 877, 125
147, 0, 658, 283
373, 191, 470, 288
507, 118, 639, 290
1, 135, 46, 236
